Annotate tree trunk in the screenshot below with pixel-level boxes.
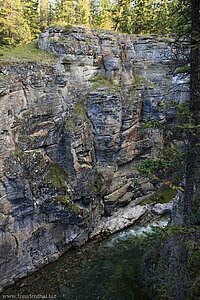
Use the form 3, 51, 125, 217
183, 0, 200, 228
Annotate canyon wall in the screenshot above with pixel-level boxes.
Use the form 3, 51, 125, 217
0, 27, 188, 289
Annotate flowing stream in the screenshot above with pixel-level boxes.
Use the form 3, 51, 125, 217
2, 219, 168, 300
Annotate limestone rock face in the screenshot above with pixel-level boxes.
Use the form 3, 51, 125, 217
0, 27, 188, 290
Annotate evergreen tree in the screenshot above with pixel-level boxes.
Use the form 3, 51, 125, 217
75, 0, 91, 25
54, 0, 76, 24
90, 0, 113, 29
112, 0, 132, 33
48, 1, 56, 25
153, 0, 179, 34
183, 0, 200, 228
90, 0, 98, 27
143, 2, 200, 298
0, 0, 31, 45
129, 0, 150, 34
21, 0, 40, 38
40, 0, 50, 30
97, 0, 113, 29
111, 0, 180, 35
129, 0, 179, 35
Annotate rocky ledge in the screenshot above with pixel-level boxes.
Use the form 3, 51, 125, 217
0, 26, 188, 290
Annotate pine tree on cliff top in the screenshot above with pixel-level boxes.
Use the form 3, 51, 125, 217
39, 0, 50, 30
21, 0, 41, 39
96, 0, 113, 29
0, 0, 31, 45
54, 0, 76, 24
75, 0, 91, 25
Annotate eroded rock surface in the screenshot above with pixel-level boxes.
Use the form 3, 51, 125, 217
0, 27, 188, 290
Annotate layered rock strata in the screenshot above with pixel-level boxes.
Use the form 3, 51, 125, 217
0, 26, 188, 290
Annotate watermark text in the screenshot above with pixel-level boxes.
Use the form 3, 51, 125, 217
2, 294, 56, 299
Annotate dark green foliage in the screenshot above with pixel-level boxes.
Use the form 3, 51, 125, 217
104, 226, 200, 300
163, 101, 200, 143
142, 119, 162, 129
104, 235, 157, 300
186, 241, 200, 299
137, 159, 166, 177
111, 0, 180, 34
71, 204, 81, 216
143, 227, 200, 300
170, 0, 191, 36
137, 145, 185, 185
105, 260, 153, 300
138, 2, 200, 299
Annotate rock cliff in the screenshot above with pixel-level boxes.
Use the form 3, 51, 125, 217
0, 27, 188, 290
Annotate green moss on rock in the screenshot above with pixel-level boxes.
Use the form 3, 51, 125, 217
74, 101, 86, 116
47, 163, 67, 189
14, 147, 24, 158
56, 195, 81, 216
57, 195, 70, 204
71, 204, 81, 216
66, 100, 87, 132
91, 75, 121, 91
139, 188, 176, 206
133, 74, 154, 88
91, 174, 103, 193
174, 65, 190, 74
66, 117, 76, 131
